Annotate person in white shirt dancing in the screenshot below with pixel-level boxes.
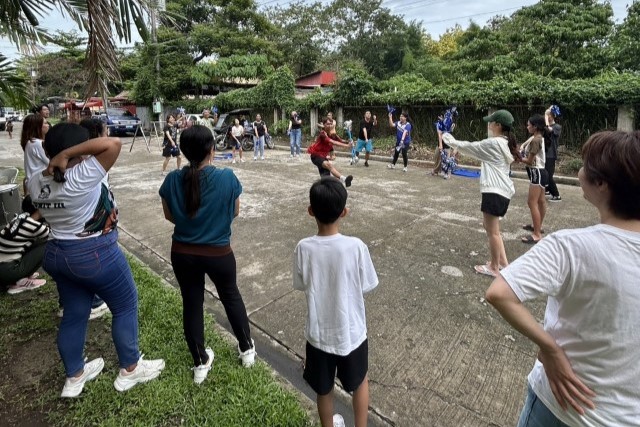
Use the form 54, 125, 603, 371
486, 130, 640, 426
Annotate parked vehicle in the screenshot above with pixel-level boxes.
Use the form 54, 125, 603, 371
100, 108, 141, 136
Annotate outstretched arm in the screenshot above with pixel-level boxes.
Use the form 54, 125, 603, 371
388, 113, 395, 128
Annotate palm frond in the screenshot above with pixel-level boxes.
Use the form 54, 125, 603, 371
0, 54, 30, 108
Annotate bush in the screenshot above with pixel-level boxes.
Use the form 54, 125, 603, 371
562, 158, 584, 174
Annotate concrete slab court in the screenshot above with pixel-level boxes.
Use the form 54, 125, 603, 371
1, 127, 599, 427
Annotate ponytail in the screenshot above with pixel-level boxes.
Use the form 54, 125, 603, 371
184, 162, 201, 218
502, 125, 520, 161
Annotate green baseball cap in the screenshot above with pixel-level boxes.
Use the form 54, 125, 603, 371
483, 109, 514, 127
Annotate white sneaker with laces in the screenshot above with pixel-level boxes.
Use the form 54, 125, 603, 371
7, 277, 47, 294
387, 163, 395, 169
238, 339, 256, 368
333, 414, 346, 427
61, 358, 105, 398
253, 156, 257, 161
89, 302, 110, 320
193, 347, 214, 384
261, 156, 265, 160
403, 167, 408, 172
114, 355, 165, 392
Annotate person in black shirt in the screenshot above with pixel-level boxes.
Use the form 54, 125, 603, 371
544, 106, 562, 202
353, 111, 377, 167
161, 114, 182, 174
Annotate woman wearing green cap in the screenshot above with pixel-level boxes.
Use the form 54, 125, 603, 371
442, 109, 520, 277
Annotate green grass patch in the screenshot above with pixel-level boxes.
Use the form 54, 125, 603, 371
0, 255, 313, 427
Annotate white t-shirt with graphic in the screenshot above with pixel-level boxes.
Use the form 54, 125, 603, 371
501, 225, 640, 426
27, 156, 118, 240
293, 234, 378, 356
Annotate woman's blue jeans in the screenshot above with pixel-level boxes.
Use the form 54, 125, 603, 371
289, 128, 301, 155
254, 135, 265, 158
43, 230, 140, 377
517, 385, 570, 427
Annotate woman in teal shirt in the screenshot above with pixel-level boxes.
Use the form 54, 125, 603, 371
159, 125, 256, 385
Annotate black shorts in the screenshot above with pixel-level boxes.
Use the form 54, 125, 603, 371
162, 144, 181, 157
526, 167, 549, 188
310, 154, 331, 176
303, 339, 368, 395
481, 193, 510, 217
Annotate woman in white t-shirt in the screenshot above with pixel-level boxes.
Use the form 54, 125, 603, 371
20, 113, 49, 193
486, 130, 640, 426
520, 114, 549, 245
28, 123, 165, 398
230, 118, 245, 164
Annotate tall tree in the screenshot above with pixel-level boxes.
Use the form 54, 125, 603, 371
609, 0, 640, 71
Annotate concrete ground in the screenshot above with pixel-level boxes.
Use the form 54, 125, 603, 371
0, 127, 599, 427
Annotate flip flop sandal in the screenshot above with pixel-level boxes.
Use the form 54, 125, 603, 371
522, 224, 545, 233
474, 264, 497, 277
521, 235, 540, 244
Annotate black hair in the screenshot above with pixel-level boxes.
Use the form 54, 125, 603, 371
179, 125, 215, 217
79, 118, 106, 139
20, 113, 45, 150
31, 104, 49, 114
309, 177, 347, 224
43, 123, 91, 183
528, 114, 545, 133
499, 124, 519, 162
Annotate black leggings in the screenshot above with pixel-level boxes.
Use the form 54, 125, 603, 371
545, 159, 560, 197
171, 250, 252, 366
392, 146, 408, 167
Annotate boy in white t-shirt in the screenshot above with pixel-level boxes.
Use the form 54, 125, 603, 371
293, 177, 378, 427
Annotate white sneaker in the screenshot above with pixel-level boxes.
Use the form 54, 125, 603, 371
333, 414, 346, 427
89, 302, 110, 320
114, 355, 165, 392
238, 339, 256, 368
232, 159, 236, 164
7, 277, 47, 294
353, 156, 360, 165
261, 156, 265, 160
387, 163, 395, 169
193, 347, 214, 385
403, 167, 408, 172
253, 156, 257, 161
61, 358, 105, 398
240, 158, 245, 163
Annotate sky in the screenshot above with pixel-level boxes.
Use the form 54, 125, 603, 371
0, 0, 630, 63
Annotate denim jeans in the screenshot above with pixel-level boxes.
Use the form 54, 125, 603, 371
289, 128, 301, 156
517, 385, 570, 427
43, 230, 140, 377
254, 135, 265, 158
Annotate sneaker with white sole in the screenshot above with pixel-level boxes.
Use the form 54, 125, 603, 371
353, 156, 360, 165
261, 156, 265, 160
387, 163, 395, 169
333, 414, 346, 427
193, 347, 214, 384
114, 355, 165, 392
253, 156, 257, 161
403, 167, 408, 172
240, 158, 245, 163
89, 302, 110, 320
61, 357, 105, 398
550, 196, 562, 202
238, 339, 256, 368
7, 277, 47, 295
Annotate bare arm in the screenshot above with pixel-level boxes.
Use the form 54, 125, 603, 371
48, 137, 121, 175
486, 277, 596, 415
165, 130, 175, 146
234, 198, 240, 218
388, 113, 394, 128
437, 130, 443, 150
161, 198, 174, 224
288, 120, 292, 132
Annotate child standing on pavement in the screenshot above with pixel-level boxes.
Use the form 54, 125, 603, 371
442, 109, 520, 277
293, 177, 379, 427
308, 118, 353, 187
161, 115, 182, 175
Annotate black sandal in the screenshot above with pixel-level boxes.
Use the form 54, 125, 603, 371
522, 224, 545, 233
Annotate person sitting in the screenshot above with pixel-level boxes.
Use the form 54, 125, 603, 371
0, 212, 48, 294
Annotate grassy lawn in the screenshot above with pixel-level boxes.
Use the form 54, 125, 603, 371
0, 255, 314, 427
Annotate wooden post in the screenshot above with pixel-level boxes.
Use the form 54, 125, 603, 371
487, 108, 495, 138
273, 108, 278, 126
336, 106, 344, 129
617, 105, 635, 131
310, 108, 318, 137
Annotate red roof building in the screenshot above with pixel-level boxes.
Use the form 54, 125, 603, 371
295, 71, 337, 88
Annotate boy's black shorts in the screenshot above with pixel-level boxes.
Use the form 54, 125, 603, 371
310, 154, 331, 176
481, 192, 510, 218
303, 339, 368, 396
